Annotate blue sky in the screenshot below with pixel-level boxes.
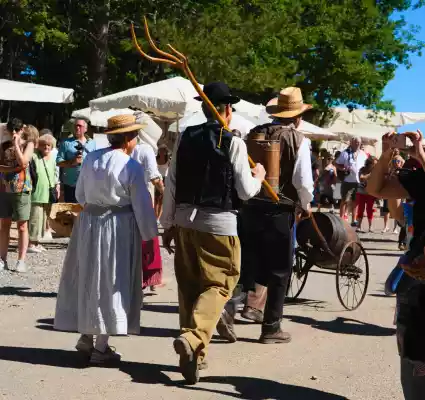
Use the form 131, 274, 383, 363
384, 7, 425, 132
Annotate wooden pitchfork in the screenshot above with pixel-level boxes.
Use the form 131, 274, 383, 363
130, 17, 279, 203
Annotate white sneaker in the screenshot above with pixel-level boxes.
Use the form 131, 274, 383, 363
75, 335, 94, 354
28, 246, 42, 254
90, 346, 122, 365
15, 260, 28, 273
0, 259, 7, 272
37, 245, 47, 252
41, 231, 53, 241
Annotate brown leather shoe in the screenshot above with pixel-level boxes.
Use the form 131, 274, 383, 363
199, 360, 208, 370
216, 309, 237, 343
241, 306, 264, 324
259, 329, 292, 344
173, 337, 199, 385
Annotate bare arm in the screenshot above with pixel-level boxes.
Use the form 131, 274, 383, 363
14, 140, 34, 168
366, 149, 409, 199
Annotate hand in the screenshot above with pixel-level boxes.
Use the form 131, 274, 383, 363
56, 185, 61, 201
12, 133, 21, 147
143, 239, 155, 265
406, 130, 424, 160
162, 227, 176, 254
251, 162, 266, 182
382, 131, 397, 153
73, 155, 83, 166
300, 204, 312, 220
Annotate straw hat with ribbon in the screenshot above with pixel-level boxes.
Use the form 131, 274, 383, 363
105, 114, 147, 135
266, 87, 312, 119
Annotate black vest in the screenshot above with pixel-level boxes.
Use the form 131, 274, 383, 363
175, 121, 241, 211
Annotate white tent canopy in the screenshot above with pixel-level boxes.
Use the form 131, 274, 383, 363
71, 108, 162, 153
89, 77, 200, 119
72, 107, 135, 128
169, 112, 256, 138
0, 79, 74, 103
327, 107, 425, 143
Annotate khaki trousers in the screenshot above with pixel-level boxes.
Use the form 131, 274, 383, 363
174, 226, 240, 356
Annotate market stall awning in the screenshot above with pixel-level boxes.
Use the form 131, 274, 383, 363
0, 79, 74, 103
169, 111, 256, 138
72, 108, 162, 153
89, 77, 200, 119
327, 107, 425, 143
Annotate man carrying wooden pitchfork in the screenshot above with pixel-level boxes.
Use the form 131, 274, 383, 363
160, 82, 266, 384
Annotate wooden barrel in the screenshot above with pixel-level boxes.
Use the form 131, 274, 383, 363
246, 137, 280, 193
296, 212, 360, 268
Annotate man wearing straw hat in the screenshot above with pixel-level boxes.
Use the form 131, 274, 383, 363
217, 87, 314, 344
161, 81, 266, 384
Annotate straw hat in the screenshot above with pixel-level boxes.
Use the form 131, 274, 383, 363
266, 87, 312, 118
105, 114, 147, 135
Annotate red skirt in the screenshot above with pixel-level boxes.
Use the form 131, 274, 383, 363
141, 237, 163, 288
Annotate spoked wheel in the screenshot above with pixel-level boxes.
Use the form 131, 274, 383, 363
287, 253, 309, 300
336, 241, 369, 311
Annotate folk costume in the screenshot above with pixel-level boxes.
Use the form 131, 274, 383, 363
218, 87, 314, 344
54, 115, 158, 364
161, 82, 262, 384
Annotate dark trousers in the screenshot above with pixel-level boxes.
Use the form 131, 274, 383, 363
239, 203, 295, 328
63, 184, 77, 203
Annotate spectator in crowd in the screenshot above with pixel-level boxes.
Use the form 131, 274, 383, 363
317, 155, 337, 213
57, 119, 96, 203
311, 147, 321, 205
28, 134, 60, 253
0, 120, 37, 273
355, 156, 378, 232
367, 130, 425, 400
38, 128, 57, 239
336, 137, 368, 225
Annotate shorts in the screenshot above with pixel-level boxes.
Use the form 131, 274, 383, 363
0, 192, 31, 221
341, 182, 358, 202
319, 193, 335, 206
381, 199, 389, 215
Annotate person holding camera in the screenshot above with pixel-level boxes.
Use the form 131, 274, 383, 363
56, 119, 96, 203
0, 119, 37, 273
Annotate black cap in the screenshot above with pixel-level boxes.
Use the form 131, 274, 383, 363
194, 82, 240, 105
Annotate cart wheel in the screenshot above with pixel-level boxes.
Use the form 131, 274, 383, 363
287, 253, 309, 299
336, 241, 369, 311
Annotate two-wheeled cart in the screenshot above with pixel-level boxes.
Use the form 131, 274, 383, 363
287, 212, 369, 311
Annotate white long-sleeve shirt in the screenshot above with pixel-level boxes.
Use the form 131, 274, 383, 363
161, 133, 262, 236
292, 137, 314, 209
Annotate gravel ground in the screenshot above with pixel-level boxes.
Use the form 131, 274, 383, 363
0, 223, 406, 400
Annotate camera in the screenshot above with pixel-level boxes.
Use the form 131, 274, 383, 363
75, 142, 84, 157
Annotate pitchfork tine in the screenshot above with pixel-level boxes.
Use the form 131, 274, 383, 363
143, 16, 181, 64
167, 44, 187, 62
130, 23, 176, 66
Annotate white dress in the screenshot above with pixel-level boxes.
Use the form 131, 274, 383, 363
54, 148, 158, 335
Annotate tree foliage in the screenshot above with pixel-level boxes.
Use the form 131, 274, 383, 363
0, 0, 424, 125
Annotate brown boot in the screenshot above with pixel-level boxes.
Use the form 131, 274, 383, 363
173, 337, 199, 385
259, 325, 291, 344
216, 309, 237, 343
241, 306, 264, 324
